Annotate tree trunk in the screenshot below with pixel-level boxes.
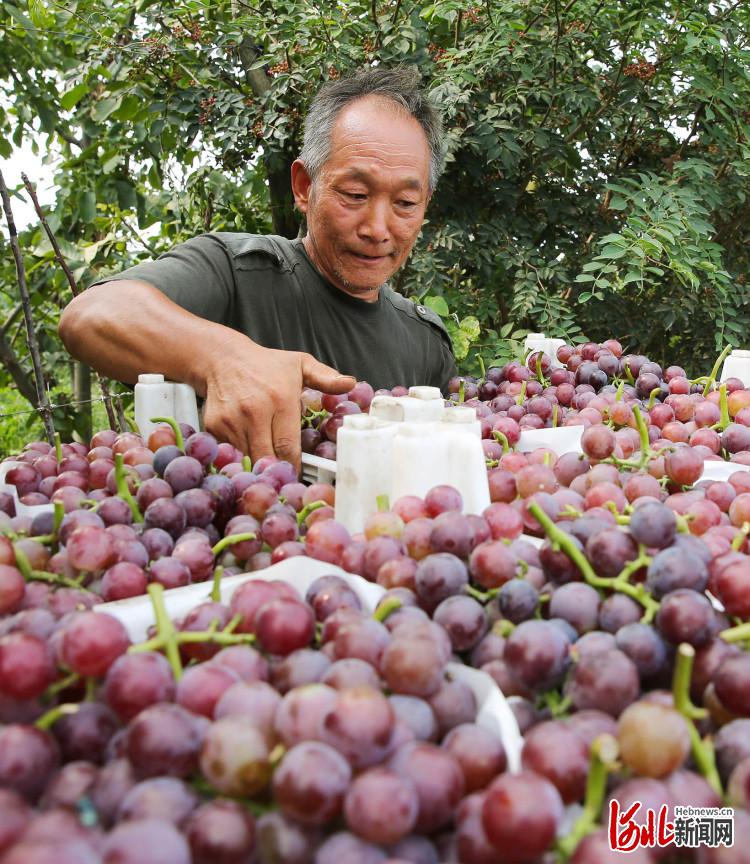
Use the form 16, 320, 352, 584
0, 329, 37, 405
238, 37, 299, 239
73, 360, 92, 441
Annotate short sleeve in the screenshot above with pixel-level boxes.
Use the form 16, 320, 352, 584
89, 234, 236, 326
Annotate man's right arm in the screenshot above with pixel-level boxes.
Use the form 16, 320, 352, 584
58, 277, 355, 468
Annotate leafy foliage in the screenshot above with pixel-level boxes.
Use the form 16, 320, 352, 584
1, 0, 749, 450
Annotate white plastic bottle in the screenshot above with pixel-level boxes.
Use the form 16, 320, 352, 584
134, 374, 176, 441
370, 385, 445, 423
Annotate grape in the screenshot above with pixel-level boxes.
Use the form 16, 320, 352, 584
271, 648, 331, 693
315, 831, 387, 864
0, 633, 53, 700
455, 792, 502, 864
343, 766, 418, 845
714, 558, 750, 618
521, 719, 588, 803
65, 524, 117, 572
414, 553, 469, 612
255, 809, 320, 864
381, 636, 445, 698
172, 535, 214, 582
176, 663, 239, 718
376, 556, 418, 590
497, 579, 538, 623
503, 620, 570, 691
59, 612, 130, 678
0, 724, 59, 802
646, 546, 708, 597
149, 556, 191, 589
0, 788, 32, 853
432, 595, 487, 652
101, 561, 149, 600
305, 520, 351, 566
564, 709, 618, 749
388, 695, 437, 742
101, 818, 191, 864
565, 648, 640, 716
428, 676, 476, 737
0, 839, 102, 864
199, 716, 271, 796
424, 485, 462, 516
322, 658, 380, 691
389, 741, 464, 833
185, 798, 256, 864
103, 651, 176, 722
655, 588, 714, 647
570, 828, 653, 863
305, 575, 361, 621
442, 723, 506, 793
362, 535, 405, 581
126, 703, 205, 779
52, 702, 119, 765
615, 622, 668, 678
254, 598, 315, 656
628, 501, 676, 548
144, 498, 187, 538
329, 615, 391, 669
469, 540, 519, 589
617, 700, 691, 777
272, 740, 351, 827
389, 835, 439, 864
428, 512, 474, 557
598, 593, 642, 632
140, 527, 174, 560
715, 720, 750, 784
117, 776, 198, 826
549, 583, 600, 635
714, 654, 750, 717
320, 686, 396, 769
481, 770, 563, 860
585, 528, 638, 577
274, 683, 337, 748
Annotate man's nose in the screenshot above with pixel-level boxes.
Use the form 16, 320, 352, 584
358, 199, 390, 243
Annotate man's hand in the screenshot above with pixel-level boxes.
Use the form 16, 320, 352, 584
201, 336, 355, 470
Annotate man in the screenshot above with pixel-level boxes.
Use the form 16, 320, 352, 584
59, 66, 457, 467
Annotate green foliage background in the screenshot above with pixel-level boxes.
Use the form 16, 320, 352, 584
1, 0, 749, 452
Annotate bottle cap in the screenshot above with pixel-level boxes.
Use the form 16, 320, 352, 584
137, 373, 166, 384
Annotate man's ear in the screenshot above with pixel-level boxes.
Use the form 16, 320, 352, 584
291, 159, 313, 214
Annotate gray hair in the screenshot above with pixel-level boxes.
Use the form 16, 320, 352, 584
299, 66, 445, 193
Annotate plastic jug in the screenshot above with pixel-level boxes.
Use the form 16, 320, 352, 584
720, 350, 750, 387
134, 374, 201, 441
524, 333, 567, 369
370, 385, 445, 423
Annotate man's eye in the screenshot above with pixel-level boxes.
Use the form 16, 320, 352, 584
344, 192, 367, 201
397, 200, 418, 208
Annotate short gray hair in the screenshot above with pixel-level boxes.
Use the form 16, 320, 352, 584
299, 66, 445, 193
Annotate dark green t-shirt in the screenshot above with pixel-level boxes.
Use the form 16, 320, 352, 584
96, 233, 457, 392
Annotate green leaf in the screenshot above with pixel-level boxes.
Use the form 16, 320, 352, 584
60, 83, 89, 111
422, 295, 450, 317
27, 0, 49, 28
91, 96, 123, 123
79, 190, 96, 223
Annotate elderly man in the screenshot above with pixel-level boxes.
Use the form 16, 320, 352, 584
59, 66, 457, 466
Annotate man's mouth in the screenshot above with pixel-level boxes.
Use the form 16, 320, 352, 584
351, 251, 390, 262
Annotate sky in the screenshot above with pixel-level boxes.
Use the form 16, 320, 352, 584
0, 138, 57, 235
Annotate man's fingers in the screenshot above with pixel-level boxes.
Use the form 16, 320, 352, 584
271, 401, 302, 472
300, 354, 356, 395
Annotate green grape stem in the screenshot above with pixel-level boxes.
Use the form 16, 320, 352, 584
211, 532, 257, 558
35, 702, 80, 732
672, 643, 723, 796
210, 565, 224, 602
297, 500, 328, 526
557, 734, 620, 859
492, 430, 510, 454
54, 431, 63, 463
149, 416, 185, 451
113, 453, 144, 523
527, 502, 660, 619
372, 596, 402, 622
702, 344, 733, 397
376, 494, 390, 513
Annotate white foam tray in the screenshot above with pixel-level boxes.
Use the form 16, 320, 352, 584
95, 556, 523, 770
517, 426, 584, 456
0, 460, 55, 519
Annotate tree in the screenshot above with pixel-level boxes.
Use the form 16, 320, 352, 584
1, 0, 749, 450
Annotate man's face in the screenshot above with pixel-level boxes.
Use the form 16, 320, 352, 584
292, 95, 432, 302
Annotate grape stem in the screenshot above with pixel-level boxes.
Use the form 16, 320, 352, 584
149, 416, 185, 450
35, 702, 80, 732
615, 381, 625, 401
54, 431, 63, 463
702, 344, 733, 397
113, 453, 144, 524
672, 643, 723, 796
552, 403, 559, 428
376, 494, 390, 513
477, 354, 486, 378
527, 502, 660, 620
492, 430, 510, 454
210, 565, 224, 602
713, 384, 731, 432
458, 379, 465, 403
731, 522, 750, 552
646, 386, 662, 411
212, 532, 257, 557
372, 596, 402, 622
296, 500, 327, 526
464, 584, 500, 605
719, 620, 750, 644
515, 380, 528, 406
556, 734, 620, 859
613, 546, 651, 586
242, 455, 252, 472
